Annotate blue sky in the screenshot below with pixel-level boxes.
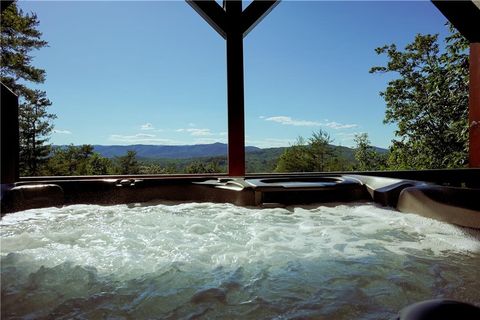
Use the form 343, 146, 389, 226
18, 0, 450, 148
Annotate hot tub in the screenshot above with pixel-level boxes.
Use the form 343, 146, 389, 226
1, 201, 479, 319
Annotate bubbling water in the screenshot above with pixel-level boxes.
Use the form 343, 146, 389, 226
1, 202, 480, 319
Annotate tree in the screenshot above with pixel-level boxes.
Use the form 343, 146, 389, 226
370, 26, 469, 169
185, 160, 222, 174
89, 153, 113, 175
116, 150, 140, 175
308, 130, 334, 172
44, 145, 114, 175
1, 2, 54, 175
0, 2, 47, 93
19, 90, 56, 175
275, 130, 342, 172
144, 164, 180, 175
275, 137, 313, 172
354, 133, 387, 171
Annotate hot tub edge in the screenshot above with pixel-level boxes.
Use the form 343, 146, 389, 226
2, 175, 480, 230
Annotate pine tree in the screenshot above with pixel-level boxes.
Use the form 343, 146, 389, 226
275, 137, 312, 172
19, 90, 55, 175
1, 1, 54, 176
116, 151, 140, 175
353, 133, 387, 171
275, 130, 341, 173
308, 130, 334, 172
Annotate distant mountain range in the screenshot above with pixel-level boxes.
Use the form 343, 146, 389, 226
88, 142, 387, 159
92, 143, 260, 159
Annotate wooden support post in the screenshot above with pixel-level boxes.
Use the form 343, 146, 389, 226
225, 0, 245, 176
187, 0, 279, 177
1, 83, 19, 184
469, 42, 480, 167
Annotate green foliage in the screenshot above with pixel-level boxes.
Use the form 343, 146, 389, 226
138, 164, 177, 175
41, 142, 374, 176
246, 147, 286, 173
370, 26, 469, 169
19, 90, 56, 176
326, 153, 353, 172
44, 146, 154, 175
354, 133, 387, 171
275, 137, 312, 172
1, 2, 54, 176
308, 131, 335, 171
44, 145, 114, 176
138, 156, 227, 174
275, 130, 352, 173
0, 2, 47, 91
89, 153, 113, 175
186, 160, 222, 174
115, 150, 140, 175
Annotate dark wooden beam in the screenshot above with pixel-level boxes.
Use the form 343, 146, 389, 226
186, 0, 227, 39
187, 0, 280, 176
1, 82, 19, 183
224, 0, 245, 176
241, 0, 280, 38
431, 0, 480, 42
469, 42, 480, 167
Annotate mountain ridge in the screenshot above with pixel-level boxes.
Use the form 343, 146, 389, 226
90, 142, 260, 159
76, 142, 388, 159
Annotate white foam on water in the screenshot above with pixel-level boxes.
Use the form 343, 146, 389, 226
2, 202, 480, 319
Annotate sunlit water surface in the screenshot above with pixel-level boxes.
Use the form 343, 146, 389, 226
1, 202, 480, 319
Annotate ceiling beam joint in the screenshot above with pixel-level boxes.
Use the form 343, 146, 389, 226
187, 0, 227, 39
241, 0, 280, 38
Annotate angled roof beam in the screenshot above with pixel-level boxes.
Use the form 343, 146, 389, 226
186, 0, 227, 39
241, 0, 280, 38
431, 0, 480, 42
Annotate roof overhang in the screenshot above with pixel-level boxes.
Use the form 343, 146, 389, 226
432, 0, 480, 42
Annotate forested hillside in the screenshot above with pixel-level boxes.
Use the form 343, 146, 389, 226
40, 140, 388, 175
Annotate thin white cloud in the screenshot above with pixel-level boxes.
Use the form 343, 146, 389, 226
264, 116, 322, 127
176, 128, 213, 136
246, 138, 295, 148
53, 129, 72, 134
336, 132, 358, 140
337, 132, 359, 137
140, 123, 155, 130
262, 115, 358, 130
324, 121, 358, 130
109, 133, 175, 144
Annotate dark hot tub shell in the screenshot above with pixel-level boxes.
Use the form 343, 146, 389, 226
1, 174, 479, 229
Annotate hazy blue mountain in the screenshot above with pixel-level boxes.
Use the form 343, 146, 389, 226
58, 142, 388, 160
92, 143, 261, 159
